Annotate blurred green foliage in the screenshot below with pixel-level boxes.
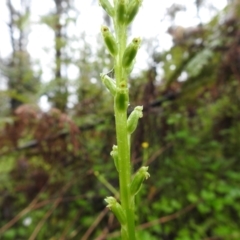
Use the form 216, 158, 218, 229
1, 1, 240, 239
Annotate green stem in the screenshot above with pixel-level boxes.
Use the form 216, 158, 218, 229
115, 106, 136, 239
115, 24, 126, 86
114, 24, 136, 239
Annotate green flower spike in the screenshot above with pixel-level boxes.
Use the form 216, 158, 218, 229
130, 166, 150, 196
110, 145, 119, 171
115, 81, 129, 112
101, 26, 118, 56
122, 37, 141, 68
105, 197, 127, 225
126, 0, 142, 25
99, 0, 146, 238
99, 0, 115, 17
100, 73, 116, 96
116, 0, 127, 24
127, 106, 143, 134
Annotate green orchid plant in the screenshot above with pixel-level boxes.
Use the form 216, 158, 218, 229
98, 0, 150, 239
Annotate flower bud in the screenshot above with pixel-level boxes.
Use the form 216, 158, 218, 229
126, 0, 142, 25
127, 106, 143, 134
110, 145, 119, 171
100, 73, 116, 96
99, 0, 115, 17
116, 0, 127, 24
101, 26, 118, 56
130, 166, 150, 196
115, 82, 129, 112
124, 60, 135, 75
122, 38, 141, 68
105, 197, 127, 225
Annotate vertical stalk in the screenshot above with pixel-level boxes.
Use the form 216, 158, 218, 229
114, 107, 136, 239
99, 0, 149, 239
114, 23, 136, 239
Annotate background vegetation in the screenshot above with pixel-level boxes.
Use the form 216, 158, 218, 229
0, 0, 240, 239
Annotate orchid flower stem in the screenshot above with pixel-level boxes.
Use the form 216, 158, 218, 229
99, 0, 149, 239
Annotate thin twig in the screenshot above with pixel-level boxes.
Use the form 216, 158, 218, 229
81, 208, 108, 240
95, 213, 115, 240
0, 120, 104, 157
32, 194, 84, 210
29, 181, 73, 240
146, 143, 172, 165
59, 209, 82, 240
0, 184, 48, 234
138, 202, 197, 230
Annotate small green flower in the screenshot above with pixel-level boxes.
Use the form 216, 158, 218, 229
115, 82, 129, 112
99, 0, 115, 17
122, 37, 141, 68
124, 60, 135, 75
100, 73, 116, 96
126, 0, 142, 25
101, 26, 118, 56
105, 197, 127, 225
116, 0, 127, 24
110, 145, 119, 171
127, 106, 143, 134
130, 166, 150, 196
